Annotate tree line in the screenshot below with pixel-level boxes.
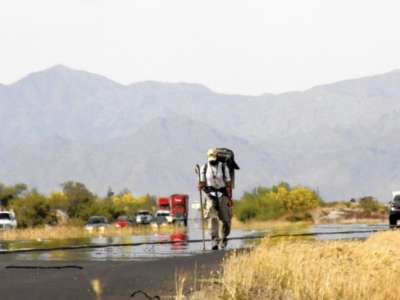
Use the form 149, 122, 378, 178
1, 181, 386, 227
0, 181, 153, 227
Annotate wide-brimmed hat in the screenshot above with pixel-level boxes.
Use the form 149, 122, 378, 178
207, 148, 218, 161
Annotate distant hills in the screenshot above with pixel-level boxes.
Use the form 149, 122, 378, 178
1, 65, 400, 201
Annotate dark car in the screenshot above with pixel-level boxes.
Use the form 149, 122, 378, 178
389, 192, 400, 227
85, 216, 109, 231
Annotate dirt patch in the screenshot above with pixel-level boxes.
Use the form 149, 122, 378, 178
316, 208, 387, 224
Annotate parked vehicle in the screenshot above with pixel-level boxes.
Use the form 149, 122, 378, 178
170, 194, 189, 226
151, 210, 173, 227
113, 215, 132, 228
389, 191, 400, 227
135, 210, 153, 225
157, 197, 170, 211
0, 211, 17, 229
157, 195, 189, 226
85, 216, 109, 231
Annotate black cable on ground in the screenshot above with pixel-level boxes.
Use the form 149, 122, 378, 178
5, 265, 83, 270
130, 290, 160, 299
0, 228, 390, 255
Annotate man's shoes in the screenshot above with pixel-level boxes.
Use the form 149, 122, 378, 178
211, 244, 219, 251
220, 238, 228, 250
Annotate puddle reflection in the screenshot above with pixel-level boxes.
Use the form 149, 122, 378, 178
0, 222, 388, 261
0, 219, 254, 261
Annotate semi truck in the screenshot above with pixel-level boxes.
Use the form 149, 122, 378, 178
157, 197, 171, 212
157, 194, 189, 226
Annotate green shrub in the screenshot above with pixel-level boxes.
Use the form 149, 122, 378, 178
236, 202, 258, 222
61, 181, 95, 218
11, 191, 56, 227
234, 183, 322, 222
0, 182, 27, 208
76, 199, 113, 221
358, 196, 380, 213
286, 212, 313, 222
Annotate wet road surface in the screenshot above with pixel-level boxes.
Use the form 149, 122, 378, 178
0, 219, 256, 261
0, 250, 229, 300
0, 223, 389, 261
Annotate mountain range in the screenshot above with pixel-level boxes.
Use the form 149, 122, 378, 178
1, 65, 400, 201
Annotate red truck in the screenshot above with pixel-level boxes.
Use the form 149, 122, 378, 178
157, 197, 171, 211
157, 194, 189, 226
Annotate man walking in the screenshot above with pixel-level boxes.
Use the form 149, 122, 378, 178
199, 148, 233, 250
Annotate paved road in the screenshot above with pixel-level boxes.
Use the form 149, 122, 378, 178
0, 251, 228, 300
1, 224, 385, 300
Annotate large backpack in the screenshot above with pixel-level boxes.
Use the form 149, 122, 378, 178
203, 148, 240, 189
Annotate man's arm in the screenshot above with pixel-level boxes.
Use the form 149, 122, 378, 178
223, 164, 233, 206
198, 181, 205, 191
226, 181, 232, 198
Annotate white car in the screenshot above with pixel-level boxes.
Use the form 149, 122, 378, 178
135, 210, 153, 224
0, 211, 17, 229
156, 210, 174, 223
151, 210, 173, 228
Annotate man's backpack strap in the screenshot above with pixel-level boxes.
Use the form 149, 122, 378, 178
202, 163, 208, 180
221, 162, 226, 182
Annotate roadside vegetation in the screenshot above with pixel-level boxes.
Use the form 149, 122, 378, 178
190, 230, 400, 300
0, 181, 388, 231
233, 182, 387, 225
0, 181, 154, 228
0, 225, 173, 241
233, 182, 322, 223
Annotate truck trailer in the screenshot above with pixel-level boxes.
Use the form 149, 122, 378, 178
156, 194, 189, 226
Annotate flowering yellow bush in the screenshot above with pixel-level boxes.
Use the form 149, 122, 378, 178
283, 187, 321, 212
112, 192, 152, 215
48, 191, 69, 210
235, 183, 321, 222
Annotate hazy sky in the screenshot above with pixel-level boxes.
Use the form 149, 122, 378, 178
1, 0, 400, 95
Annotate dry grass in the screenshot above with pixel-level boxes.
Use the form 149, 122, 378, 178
231, 217, 311, 233
175, 272, 187, 300
0, 225, 175, 241
190, 230, 400, 300
232, 217, 310, 228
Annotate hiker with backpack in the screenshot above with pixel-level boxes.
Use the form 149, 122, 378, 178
198, 148, 239, 250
